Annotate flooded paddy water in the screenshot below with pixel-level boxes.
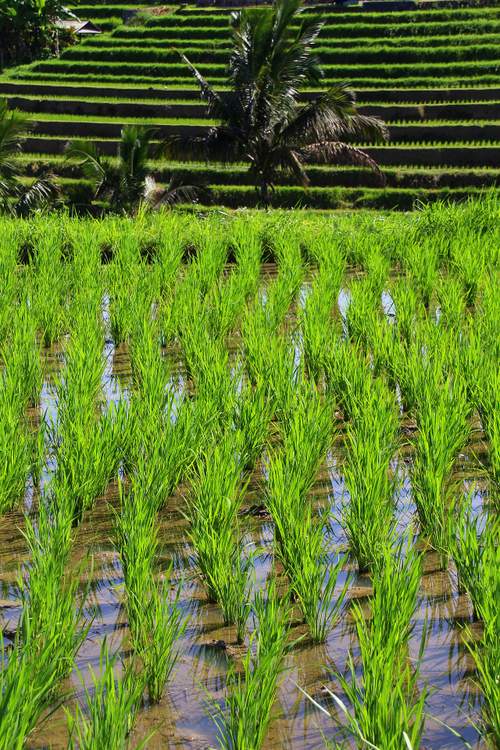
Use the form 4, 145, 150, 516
0, 265, 494, 750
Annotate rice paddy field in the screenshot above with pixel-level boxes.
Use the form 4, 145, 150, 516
0, 198, 498, 749
1, 2, 499, 209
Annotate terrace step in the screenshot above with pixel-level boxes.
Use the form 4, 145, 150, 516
27, 59, 500, 80
5, 95, 500, 121
24, 137, 500, 167
60, 42, 500, 65
15, 70, 500, 89
2, 81, 500, 104
26, 117, 500, 143
111, 20, 500, 41
31, 178, 500, 211
19, 156, 500, 189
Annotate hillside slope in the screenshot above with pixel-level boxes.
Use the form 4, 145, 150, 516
1, 2, 499, 209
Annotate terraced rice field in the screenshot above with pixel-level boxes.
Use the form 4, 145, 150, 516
0, 200, 498, 749
1, 2, 499, 209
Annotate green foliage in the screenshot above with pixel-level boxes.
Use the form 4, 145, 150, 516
0, 0, 65, 66
66, 126, 198, 214
0, 101, 58, 216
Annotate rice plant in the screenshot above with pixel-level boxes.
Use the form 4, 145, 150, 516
341, 376, 400, 571
346, 277, 382, 354
181, 313, 236, 430
475, 361, 500, 492
208, 582, 291, 750
116, 470, 188, 703
450, 497, 500, 746
411, 368, 471, 551
0, 483, 87, 749
401, 239, 439, 309
465, 618, 499, 748
265, 387, 348, 642
29, 228, 69, 346
243, 236, 303, 385
323, 340, 372, 421
315, 541, 426, 750
0, 627, 64, 750
436, 274, 467, 329
0, 303, 41, 514
0, 399, 31, 515
301, 249, 345, 383
234, 376, 273, 471
187, 436, 252, 641
54, 298, 125, 520
203, 229, 261, 339
450, 240, 486, 308
138, 574, 187, 704
66, 641, 147, 750
450, 495, 498, 624
390, 276, 422, 348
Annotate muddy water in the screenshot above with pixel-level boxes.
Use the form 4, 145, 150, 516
0, 276, 492, 750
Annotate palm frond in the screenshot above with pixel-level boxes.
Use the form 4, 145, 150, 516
179, 53, 227, 120
265, 146, 309, 188
14, 176, 60, 217
0, 101, 30, 179
142, 175, 204, 209
302, 140, 387, 183
65, 139, 106, 188
164, 126, 243, 165
280, 84, 381, 143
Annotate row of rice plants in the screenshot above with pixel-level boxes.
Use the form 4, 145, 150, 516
209, 583, 291, 750
0, 302, 41, 515
179, 232, 266, 640
266, 380, 349, 644
0, 292, 103, 743
116, 316, 191, 708
53, 274, 124, 523
448, 497, 499, 746
311, 541, 427, 750
0, 485, 86, 749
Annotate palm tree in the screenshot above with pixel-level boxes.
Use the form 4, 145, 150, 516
0, 100, 58, 215
166, 0, 388, 206
66, 124, 199, 213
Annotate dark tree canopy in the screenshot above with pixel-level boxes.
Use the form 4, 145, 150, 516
0, 0, 65, 66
